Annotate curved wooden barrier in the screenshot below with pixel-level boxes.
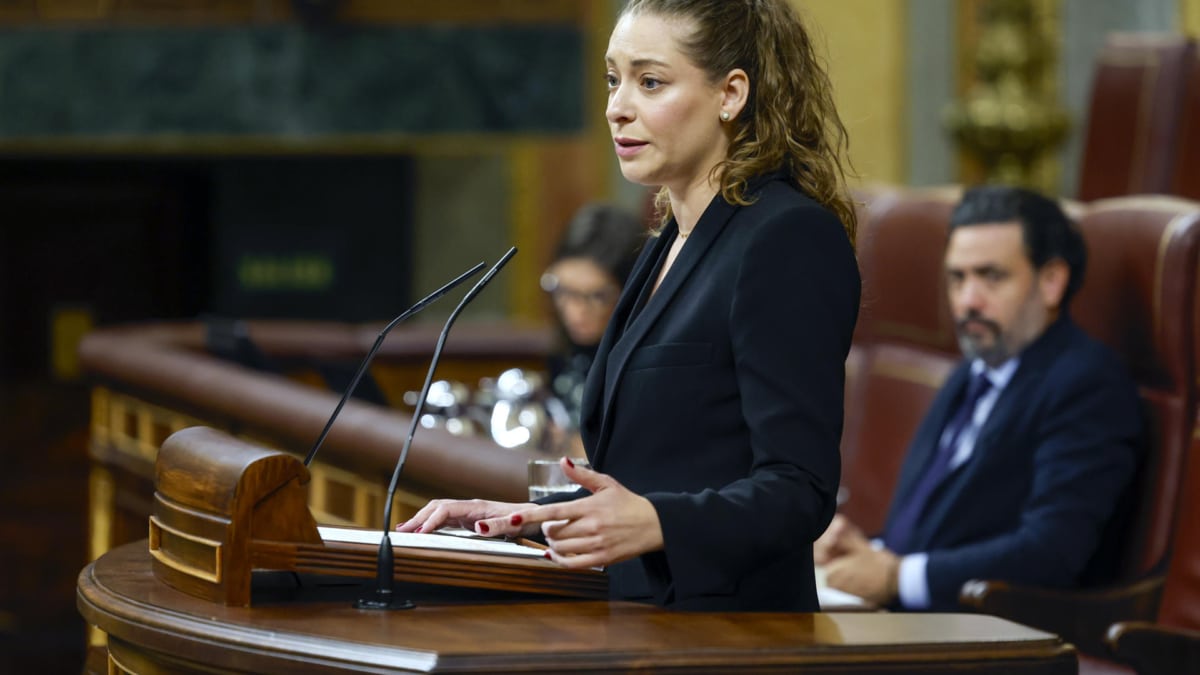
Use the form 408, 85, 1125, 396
80, 319, 556, 564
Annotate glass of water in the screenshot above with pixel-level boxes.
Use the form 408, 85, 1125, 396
528, 458, 589, 500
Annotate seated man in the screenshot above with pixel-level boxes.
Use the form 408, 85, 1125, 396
816, 185, 1143, 611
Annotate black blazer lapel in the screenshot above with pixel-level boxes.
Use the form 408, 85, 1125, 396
580, 229, 668, 467
589, 196, 737, 468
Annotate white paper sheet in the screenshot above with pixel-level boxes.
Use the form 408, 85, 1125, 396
317, 526, 546, 559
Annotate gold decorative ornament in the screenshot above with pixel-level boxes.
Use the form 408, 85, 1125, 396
944, 0, 1069, 190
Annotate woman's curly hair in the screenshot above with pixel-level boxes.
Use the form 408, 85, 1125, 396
623, 0, 857, 244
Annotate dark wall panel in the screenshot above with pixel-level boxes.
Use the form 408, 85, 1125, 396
0, 25, 584, 137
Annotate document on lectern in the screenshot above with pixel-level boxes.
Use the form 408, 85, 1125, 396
318, 526, 547, 559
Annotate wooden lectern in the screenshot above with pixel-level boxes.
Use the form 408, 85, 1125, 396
77, 426, 1078, 673
148, 426, 605, 607
79, 542, 1078, 674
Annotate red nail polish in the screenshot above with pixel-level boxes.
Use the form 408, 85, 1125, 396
478, 522, 490, 534
511, 514, 523, 526
565, 457, 575, 468
543, 551, 552, 559
415, 525, 424, 533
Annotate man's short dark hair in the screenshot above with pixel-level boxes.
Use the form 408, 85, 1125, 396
949, 185, 1087, 307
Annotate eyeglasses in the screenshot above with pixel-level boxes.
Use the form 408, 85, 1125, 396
540, 272, 619, 311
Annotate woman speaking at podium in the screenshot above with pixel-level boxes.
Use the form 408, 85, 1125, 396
399, 0, 860, 612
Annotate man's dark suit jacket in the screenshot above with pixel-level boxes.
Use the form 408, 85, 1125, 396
576, 174, 860, 611
883, 315, 1143, 610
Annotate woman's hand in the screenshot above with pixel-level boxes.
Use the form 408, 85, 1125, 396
395, 499, 537, 537
476, 458, 664, 569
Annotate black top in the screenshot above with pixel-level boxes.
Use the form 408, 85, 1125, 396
577, 174, 861, 611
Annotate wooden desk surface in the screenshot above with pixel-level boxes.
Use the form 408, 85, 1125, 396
78, 541, 1076, 674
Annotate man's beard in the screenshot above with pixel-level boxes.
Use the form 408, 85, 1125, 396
955, 312, 1008, 366
954, 293, 1047, 366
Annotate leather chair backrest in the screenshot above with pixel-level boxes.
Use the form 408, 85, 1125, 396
1160, 429, 1200, 630
1071, 197, 1200, 586
1192, 87, 1200, 624
1078, 34, 1196, 201
840, 183, 904, 483
1101, 197, 1200, 626
841, 188, 962, 534
1184, 197, 1200, 628
853, 187, 960, 352
1169, 48, 1200, 200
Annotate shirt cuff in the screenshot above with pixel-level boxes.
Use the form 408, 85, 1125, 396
897, 553, 931, 609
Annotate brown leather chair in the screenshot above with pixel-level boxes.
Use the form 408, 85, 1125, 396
1103, 456, 1200, 674
1169, 47, 1200, 200
1100, 203, 1200, 675
961, 196, 1200, 659
1077, 34, 1196, 201
839, 187, 962, 534
839, 182, 904, 482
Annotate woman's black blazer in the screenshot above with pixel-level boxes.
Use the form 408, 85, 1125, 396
578, 174, 861, 611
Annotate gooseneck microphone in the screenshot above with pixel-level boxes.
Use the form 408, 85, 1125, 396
303, 261, 487, 467
356, 246, 518, 611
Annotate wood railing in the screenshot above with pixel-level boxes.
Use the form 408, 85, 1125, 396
79, 319, 555, 566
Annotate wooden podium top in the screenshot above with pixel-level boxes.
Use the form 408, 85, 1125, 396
78, 542, 1076, 674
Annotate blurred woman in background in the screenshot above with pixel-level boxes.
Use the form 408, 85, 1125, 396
541, 203, 646, 455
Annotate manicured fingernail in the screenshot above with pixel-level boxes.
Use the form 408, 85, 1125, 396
543, 551, 552, 559
415, 525, 424, 533
478, 522, 490, 534
565, 458, 575, 468
511, 514, 523, 526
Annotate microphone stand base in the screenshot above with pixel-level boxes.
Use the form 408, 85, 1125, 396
354, 591, 416, 611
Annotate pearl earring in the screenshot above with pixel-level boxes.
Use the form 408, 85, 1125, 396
720, 111, 731, 122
